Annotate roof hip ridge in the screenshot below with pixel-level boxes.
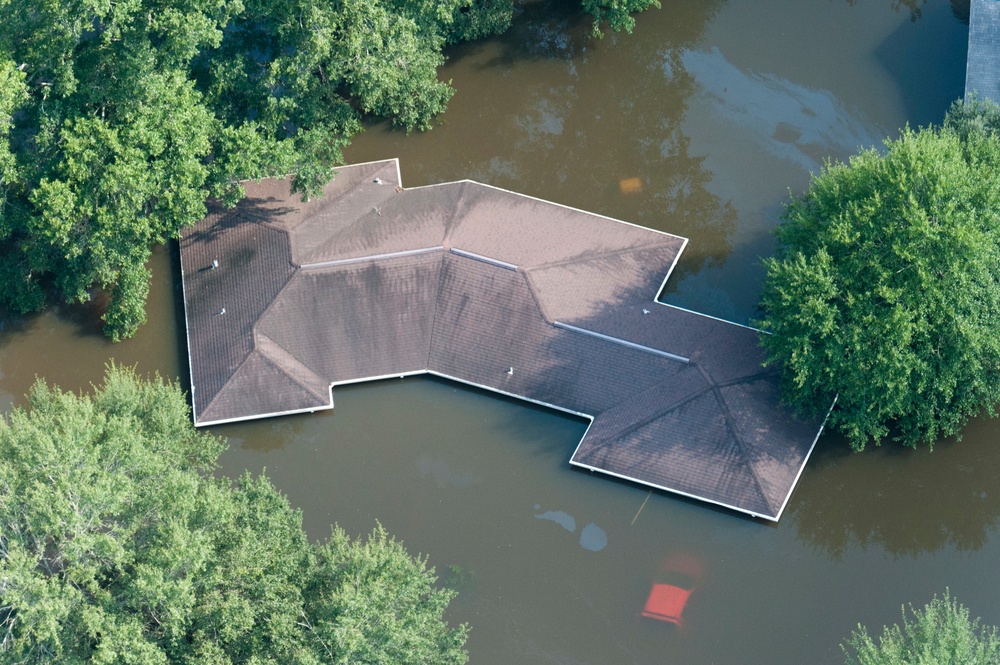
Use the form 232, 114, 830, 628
692, 363, 775, 515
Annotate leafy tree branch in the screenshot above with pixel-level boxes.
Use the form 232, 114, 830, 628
843, 590, 1000, 665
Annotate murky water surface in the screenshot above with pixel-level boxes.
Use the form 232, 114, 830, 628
2, 1, 996, 663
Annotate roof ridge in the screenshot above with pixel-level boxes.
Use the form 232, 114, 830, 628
425, 251, 449, 371
197, 262, 301, 415
692, 363, 775, 515
522, 237, 678, 274
248, 265, 301, 345
184, 211, 298, 422
195, 349, 257, 422
520, 268, 554, 323
311, 161, 396, 217
439, 181, 471, 248
582, 368, 715, 447
290, 171, 403, 263
253, 330, 331, 404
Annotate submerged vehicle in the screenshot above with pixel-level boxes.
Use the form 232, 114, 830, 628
641, 554, 704, 626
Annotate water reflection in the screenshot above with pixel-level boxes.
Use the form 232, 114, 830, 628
860, 0, 971, 25
847, 0, 926, 21
791, 423, 1000, 559
465, 0, 588, 66
650, 48, 738, 279
347, 0, 737, 281
225, 417, 309, 453
0, 246, 182, 413
657, 42, 889, 320
678, 47, 883, 174
951, 0, 970, 23
533, 505, 609, 551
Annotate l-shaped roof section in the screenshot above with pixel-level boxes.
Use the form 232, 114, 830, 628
180, 159, 826, 521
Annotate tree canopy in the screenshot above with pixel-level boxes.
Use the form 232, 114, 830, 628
0, 366, 467, 663
842, 590, 1000, 665
0, 0, 656, 341
757, 99, 1000, 450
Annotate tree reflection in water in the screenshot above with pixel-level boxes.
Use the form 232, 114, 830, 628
790, 421, 1000, 559
398, 0, 738, 287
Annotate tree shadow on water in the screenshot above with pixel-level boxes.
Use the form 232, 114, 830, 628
448, 0, 727, 73
456, 0, 592, 68
420, 374, 591, 461
873, 0, 969, 127
0, 290, 110, 351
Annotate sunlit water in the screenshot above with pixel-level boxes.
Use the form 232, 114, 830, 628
1, 1, 996, 663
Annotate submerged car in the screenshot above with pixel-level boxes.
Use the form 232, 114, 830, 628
641, 554, 703, 626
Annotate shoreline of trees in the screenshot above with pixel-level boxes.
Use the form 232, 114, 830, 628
0, 0, 658, 341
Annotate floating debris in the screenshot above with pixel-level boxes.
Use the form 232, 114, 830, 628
619, 177, 643, 194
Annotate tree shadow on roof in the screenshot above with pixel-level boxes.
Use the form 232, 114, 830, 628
509, 269, 818, 520
183, 196, 299, 246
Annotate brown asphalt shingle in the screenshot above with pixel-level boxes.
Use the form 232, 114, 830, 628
180, 159, 827, 520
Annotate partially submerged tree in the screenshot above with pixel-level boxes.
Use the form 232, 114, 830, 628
842, 590, 1000, 665
757, 99, 1000, 450
0, 366, 467, 663
1, 0, 246, 340
0, 0, 655, 341
580, 0, 660, 37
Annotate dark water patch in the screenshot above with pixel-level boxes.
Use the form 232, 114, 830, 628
874, 0, 970, 126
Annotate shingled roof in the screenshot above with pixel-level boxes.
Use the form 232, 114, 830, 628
967, 0, 1000, 102
180, 159, 826, 521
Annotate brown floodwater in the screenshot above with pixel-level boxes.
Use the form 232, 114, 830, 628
1, 0, 995, 663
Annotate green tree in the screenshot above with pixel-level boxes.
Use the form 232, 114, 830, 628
843, 590, 1000, 665
757, 110, 1000, 451
0, 366, 467, 663
580, 0, 660, 37
446, 0, 515, 43
1, 0, 245, 340
0, 59, 24, 199
944, 94, 1000, 141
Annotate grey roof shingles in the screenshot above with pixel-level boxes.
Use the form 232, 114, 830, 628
967, 0, 1000, 102
180, 159, 827, 521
